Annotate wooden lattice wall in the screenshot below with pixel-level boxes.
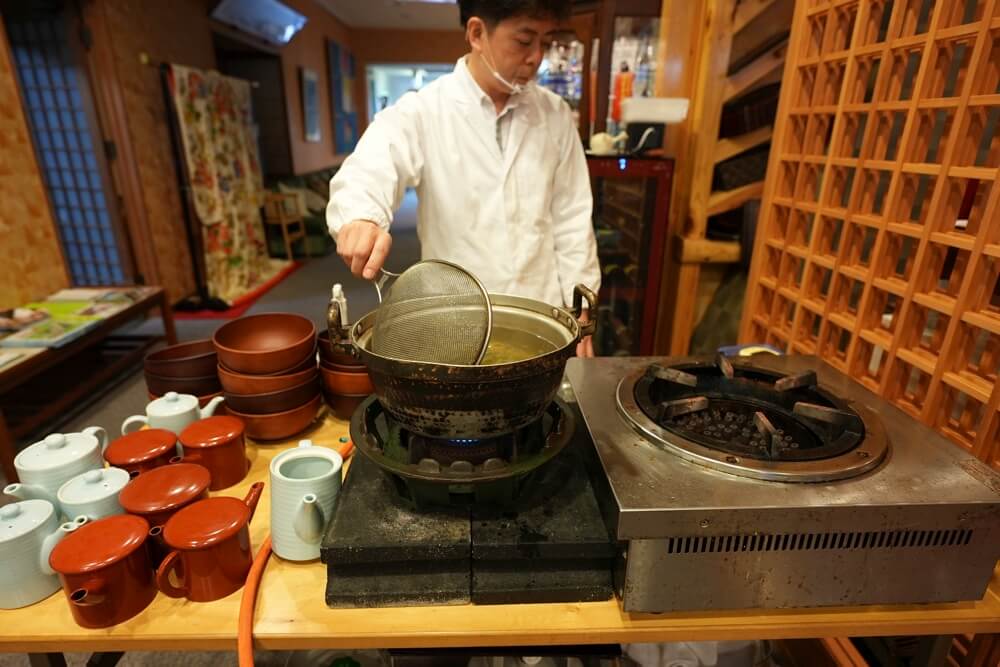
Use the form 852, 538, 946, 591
740, 0, 1000, 468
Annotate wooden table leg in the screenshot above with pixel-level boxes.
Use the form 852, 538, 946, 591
159, 289, 178, 345
0, 408, 18, 483
27, 653, 67, 667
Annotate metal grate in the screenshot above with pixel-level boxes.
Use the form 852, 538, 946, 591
5, 10, 127, 286
665, 529, 974, 554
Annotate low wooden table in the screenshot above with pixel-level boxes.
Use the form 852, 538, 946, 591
0, 287, 176, 482
0, 408, 997, 659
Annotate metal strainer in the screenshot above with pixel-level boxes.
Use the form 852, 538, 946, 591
371, 259, 493, 365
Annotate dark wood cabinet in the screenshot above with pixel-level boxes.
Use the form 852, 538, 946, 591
588, 155, 673, 356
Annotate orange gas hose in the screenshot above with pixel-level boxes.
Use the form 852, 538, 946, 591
237, 440, 354, 667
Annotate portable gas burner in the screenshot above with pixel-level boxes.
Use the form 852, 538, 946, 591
567, 354, 1000, 612
320, 396, 616, 607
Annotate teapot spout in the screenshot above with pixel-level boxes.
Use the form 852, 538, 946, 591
39, 516, 87, 575
3, 482, 57, 507
200, 395, 226, 418
293, 493, 324, 544
243, 482, 265, 521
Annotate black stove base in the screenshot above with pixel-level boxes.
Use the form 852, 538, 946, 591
321, 425, 615, 607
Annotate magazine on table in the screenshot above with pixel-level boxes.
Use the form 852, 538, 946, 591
0, 316, 98, 348
0, 307, 49, 332
0, 286, 156, 348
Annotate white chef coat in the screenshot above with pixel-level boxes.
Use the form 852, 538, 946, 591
327, 57, 601, 308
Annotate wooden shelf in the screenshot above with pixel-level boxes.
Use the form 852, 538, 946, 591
706, 180, 765, 216
724, 39, 788, 103
713, 126, 773, 164
677, 237, 741, 264
732, 0, 779, 33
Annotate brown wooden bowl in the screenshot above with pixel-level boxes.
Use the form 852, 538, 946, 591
324, 392, 368, 421
223, 377, 320, 415
144, 340, 217, 379
217, 364, 318, 395
226, 395, 323, 441
319, 364, 374, 396
145, 370, 222, 397
212, 313, 316, 375
317, 330, 365, 367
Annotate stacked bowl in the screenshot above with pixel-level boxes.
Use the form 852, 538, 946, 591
144, 340, 222, 406
317, 330, 374, 419
213, 313, 322, 440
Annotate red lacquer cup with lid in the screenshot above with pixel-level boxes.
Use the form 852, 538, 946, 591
49, 514, 157, 629
156, 482, 264, 602
104, 428, 177, 477
177, 416, 248, 491
118, 462, 212, 566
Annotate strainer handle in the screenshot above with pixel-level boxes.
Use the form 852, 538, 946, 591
373, 268, 400, 303
572, 284, 598, 337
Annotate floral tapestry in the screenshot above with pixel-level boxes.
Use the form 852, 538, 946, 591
168, 64, 285, 304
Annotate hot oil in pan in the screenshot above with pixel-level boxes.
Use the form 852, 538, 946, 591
480, 328, 557, 365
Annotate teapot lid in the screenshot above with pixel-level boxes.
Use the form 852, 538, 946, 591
179, 416, 243, 449
105, 429, 177, 466
58, 467, 130, 506
49, 514, 149, 575
147, 392, 198, 418
118, 463, 211, 515
0, 499, 55, 542
163, 496, 249, 550
15, 432, 100, 473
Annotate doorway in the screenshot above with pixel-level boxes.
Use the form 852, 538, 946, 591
366, 64, 452, 122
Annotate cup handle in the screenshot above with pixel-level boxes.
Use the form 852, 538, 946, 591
121, 415, 148, 435
155, 551, 187, 598
83, 426, 109, 454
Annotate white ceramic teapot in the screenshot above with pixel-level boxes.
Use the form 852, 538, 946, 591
269, 440, 343, 561
4, 427, 109, 508
121, 392, 225, 436
0, 500, 86, 609
57, 467, 130, 521
589, 131, 629, 155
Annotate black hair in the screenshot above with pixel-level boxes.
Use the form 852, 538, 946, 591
458, 0, 572, 27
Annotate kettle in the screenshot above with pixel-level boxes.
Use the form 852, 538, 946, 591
0, 500, 86, 608
121, 391, 225, 436
589, 131, 628, 155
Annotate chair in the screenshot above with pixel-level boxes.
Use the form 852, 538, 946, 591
262, 192, 310, 260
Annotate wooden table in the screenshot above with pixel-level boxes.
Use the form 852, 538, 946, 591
0, 287, 176, 482
0, 409, 997, 656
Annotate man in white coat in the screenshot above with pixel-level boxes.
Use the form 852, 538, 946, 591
327, 0, 600, 356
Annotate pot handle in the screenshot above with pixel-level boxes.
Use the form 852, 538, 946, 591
155, 551, 187, 598
571, 284, 598, 338
326, 284, 358, 357
82, 426, 109, 455
243, 482, 265, 522
121, 415, 149, 436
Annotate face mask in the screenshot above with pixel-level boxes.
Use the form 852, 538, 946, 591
480, 32, 528, 95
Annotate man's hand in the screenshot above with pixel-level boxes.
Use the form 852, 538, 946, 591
337, 220, 392, 280
576, 309, 595, 358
